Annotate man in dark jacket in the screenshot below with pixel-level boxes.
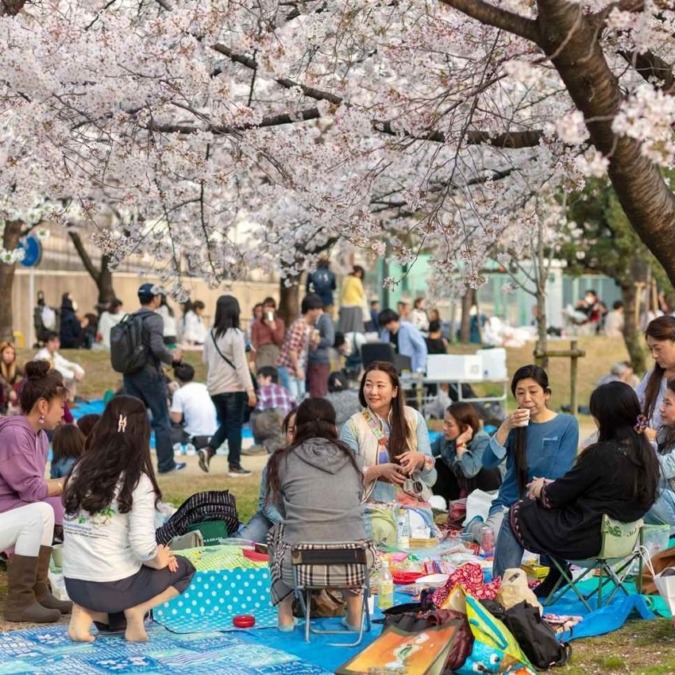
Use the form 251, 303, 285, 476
124, 284, 185, 474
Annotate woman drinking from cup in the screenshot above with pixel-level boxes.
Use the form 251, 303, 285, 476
492, 382, 658, 597
467, 365, 578, 544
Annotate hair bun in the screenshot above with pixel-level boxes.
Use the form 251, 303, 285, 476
25, 360, 52, 380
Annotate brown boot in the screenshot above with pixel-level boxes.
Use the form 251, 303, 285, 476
5, 554, 61, 623
34, 546, 72, 614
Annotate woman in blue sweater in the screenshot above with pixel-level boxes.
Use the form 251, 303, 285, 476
468, 365, 578, 545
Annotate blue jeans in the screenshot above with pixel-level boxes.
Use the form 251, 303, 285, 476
645, 489, 675, 530
492, 512, 525, 579
238, 512, 275, 543
210, 392, 247, 469
124, 369, 175, 473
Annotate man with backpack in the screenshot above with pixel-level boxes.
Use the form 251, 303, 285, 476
110, 283, 185, 474
306, 255, 336, 318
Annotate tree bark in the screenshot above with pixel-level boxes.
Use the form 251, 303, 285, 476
278, 274, 301, 327
459, 288, 475, 344
0, 220, 24, 342
534, 289, 549, 369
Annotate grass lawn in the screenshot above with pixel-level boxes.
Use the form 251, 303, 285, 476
2, 337, 674, 672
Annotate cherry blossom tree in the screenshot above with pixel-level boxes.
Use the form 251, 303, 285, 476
0, 0, 674, 324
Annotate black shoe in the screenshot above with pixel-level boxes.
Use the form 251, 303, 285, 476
198, 448, 213, 473
534, 563, 571, 599
228, 466, 252, 477
159, 462, 187, 475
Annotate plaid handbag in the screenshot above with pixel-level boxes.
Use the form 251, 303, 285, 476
291, 541, 376, 590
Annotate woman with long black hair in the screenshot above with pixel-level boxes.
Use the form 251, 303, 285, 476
199, 295, 256, 476
266, 398, 372, 632
63, 396, 195, 642
470, 365, 578, 542
493, 382, 659, 595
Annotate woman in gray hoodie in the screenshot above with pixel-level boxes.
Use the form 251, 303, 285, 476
265, 397, 372, 632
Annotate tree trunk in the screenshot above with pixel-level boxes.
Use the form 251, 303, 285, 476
459, 287, 475, 344
619, 258, 650, 374
620, 281, 645, 374
0, 220, 24, 342
534, 288, 549, 369
97, 255, 116, 308
68, 232, 117, 309
278, 274, 301, 326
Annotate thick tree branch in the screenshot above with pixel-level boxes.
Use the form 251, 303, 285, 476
439, 0, 539, 43
373, 120, 543, 147
620, 50, 675, 94
68, 231, 101, 283
0, 0, 25, 15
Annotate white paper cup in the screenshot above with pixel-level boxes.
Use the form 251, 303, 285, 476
514, 408, 531, 427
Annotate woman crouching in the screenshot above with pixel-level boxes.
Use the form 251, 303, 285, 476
266, 397, 373, 632
63, 395, 195, 642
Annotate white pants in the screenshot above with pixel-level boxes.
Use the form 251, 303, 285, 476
0, 503, 54, 556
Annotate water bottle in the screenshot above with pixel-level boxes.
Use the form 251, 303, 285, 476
396, 508, 411, 548
378, 560, 394, 610
480, 525, 495, 557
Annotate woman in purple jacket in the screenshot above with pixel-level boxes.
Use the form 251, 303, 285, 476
0, 361, 71, 618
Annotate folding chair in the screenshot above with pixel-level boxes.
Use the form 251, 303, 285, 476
291, 541, 372, 647
543, 515, 643, 611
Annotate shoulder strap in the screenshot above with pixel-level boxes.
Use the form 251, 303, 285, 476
361, 410, 388, 463
211, 330, 236, 370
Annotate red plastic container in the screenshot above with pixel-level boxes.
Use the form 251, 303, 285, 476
232, 614, 256, 628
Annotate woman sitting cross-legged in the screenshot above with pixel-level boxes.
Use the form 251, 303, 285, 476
492, 382, 659, 597
266, 398, 373, 632
63, 395, 196, 642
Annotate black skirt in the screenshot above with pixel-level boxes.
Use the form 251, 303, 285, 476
65, 556, 195, 613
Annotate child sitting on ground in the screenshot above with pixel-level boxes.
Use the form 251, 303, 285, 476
63, 395, 195, 643
249, 366, 296, 454
50, 424, 86, 479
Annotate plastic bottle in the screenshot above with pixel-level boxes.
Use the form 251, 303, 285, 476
396, 507, 411, 548
480, 525, 495, 557
378, 560, 394, 610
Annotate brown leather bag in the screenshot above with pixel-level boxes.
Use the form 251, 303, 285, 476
641, 547, 675, 594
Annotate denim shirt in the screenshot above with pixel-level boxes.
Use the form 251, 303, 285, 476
482, 413, 578, 515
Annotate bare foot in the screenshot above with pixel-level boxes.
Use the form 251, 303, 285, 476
124, 610, 148, 642
68, 605, 95, 643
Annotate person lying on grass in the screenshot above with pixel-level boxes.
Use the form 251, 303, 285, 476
62, 395, 195, 643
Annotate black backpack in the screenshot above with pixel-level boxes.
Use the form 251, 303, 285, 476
488, 600, 572, 670
110, 313, 150, 375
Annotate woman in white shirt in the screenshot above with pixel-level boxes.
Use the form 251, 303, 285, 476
63, 396, 195, 643
181, 300, 208, 346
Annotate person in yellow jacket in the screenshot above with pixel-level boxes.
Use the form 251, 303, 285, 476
339, 265, 368, 334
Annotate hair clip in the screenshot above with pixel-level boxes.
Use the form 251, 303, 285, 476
634, 414, 648, 435
118, 414, 128, 433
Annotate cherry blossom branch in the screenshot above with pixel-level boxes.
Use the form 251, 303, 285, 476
438, 0, 539, 43
211, 44, 343, 105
